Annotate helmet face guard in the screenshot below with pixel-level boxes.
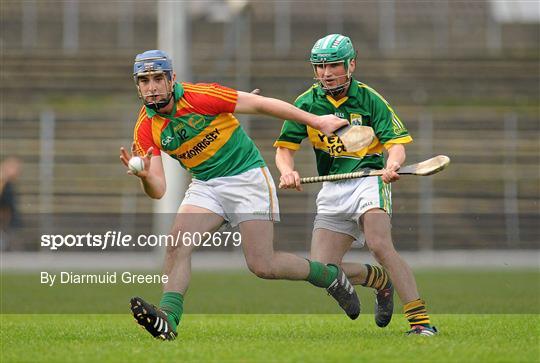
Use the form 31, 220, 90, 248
311, 60, 352, 97
133, 50, 174, 110
310, 34, 356, 97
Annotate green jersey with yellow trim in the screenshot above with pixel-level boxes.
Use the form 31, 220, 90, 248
274, 79, 412, 176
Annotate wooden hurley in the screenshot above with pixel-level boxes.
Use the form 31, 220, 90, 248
334, 125, 375, 152
300, 155, 451, 184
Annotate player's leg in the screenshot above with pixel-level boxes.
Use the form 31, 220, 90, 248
314, 175, 396, 327
310, 228, 367, 284
311, 227, 394, 327
240, 220, 305, 279
162, 204, 225, 293
361, 208, 436, 334
239, 219, 360, 319
311, 228, 391, 290
361, 209, 417, 302
311, 178, 392, 287
221, 166, 354, 285
310, 228, 353, 262
132, 204, 225, 340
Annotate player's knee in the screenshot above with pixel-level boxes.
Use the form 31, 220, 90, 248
252, 269, 275, 280
246, 260, 275, 280
165, 244, 180, 257
368, 239, 396, 265
165, 231, 191, 256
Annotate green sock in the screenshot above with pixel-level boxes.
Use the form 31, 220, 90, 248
159, 292, 183, 331
306, 260, 338, 288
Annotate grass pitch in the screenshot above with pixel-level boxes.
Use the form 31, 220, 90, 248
1, 314, 538, 362
1, 269, 539, 362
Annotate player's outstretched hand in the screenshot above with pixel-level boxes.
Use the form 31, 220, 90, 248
315, 115, 348, 137
382, 161, 401, 184
279, 170, 303, 191
119, 143, 153, 178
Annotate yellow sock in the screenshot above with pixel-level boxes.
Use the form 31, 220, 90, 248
361, 264, 391, 290
403, 298, 431, 328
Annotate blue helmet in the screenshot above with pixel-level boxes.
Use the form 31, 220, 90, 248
133, 50, 174, 110
133, 50, 173, 81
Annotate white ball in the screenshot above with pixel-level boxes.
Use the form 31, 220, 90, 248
128, 156, 144, 173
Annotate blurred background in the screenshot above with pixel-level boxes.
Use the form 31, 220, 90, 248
1, 0, 538, 262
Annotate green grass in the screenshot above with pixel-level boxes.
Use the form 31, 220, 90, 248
1, 314, 539, 362
1, 269, 539, 362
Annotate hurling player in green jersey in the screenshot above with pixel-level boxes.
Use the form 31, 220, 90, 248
274, 35, 437, 336
119, 50, 360, 340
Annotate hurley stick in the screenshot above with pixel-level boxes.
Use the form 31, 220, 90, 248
300, 155, 450, 184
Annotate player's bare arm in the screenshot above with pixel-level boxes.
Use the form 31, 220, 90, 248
234, 91, 347, 136
275, 147, 302, 191
382, 144, 406, 184
119, 145, 166, 199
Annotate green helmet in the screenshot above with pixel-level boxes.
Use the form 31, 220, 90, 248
310, 34, 356, 96
310, 34, 356, 67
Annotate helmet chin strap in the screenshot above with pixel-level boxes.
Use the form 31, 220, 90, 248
323, 79, 351, 97
137, 77, 174, 111
314, 73, 352, 97
144, 92, 173, 111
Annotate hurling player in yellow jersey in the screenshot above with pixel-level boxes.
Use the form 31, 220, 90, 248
119, 50, 360, 340
275, 35, 437, 336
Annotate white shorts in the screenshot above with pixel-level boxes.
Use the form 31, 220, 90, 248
313, 176, 392, 246
181, 166, 280, 227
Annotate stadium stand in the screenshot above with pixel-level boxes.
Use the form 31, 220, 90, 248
1, 1, 538, 250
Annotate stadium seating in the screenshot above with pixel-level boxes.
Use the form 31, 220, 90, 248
1, 1, 538, 250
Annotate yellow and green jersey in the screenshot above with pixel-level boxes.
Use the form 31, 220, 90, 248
134, 82, 265, 181
274, 79, 412, 175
